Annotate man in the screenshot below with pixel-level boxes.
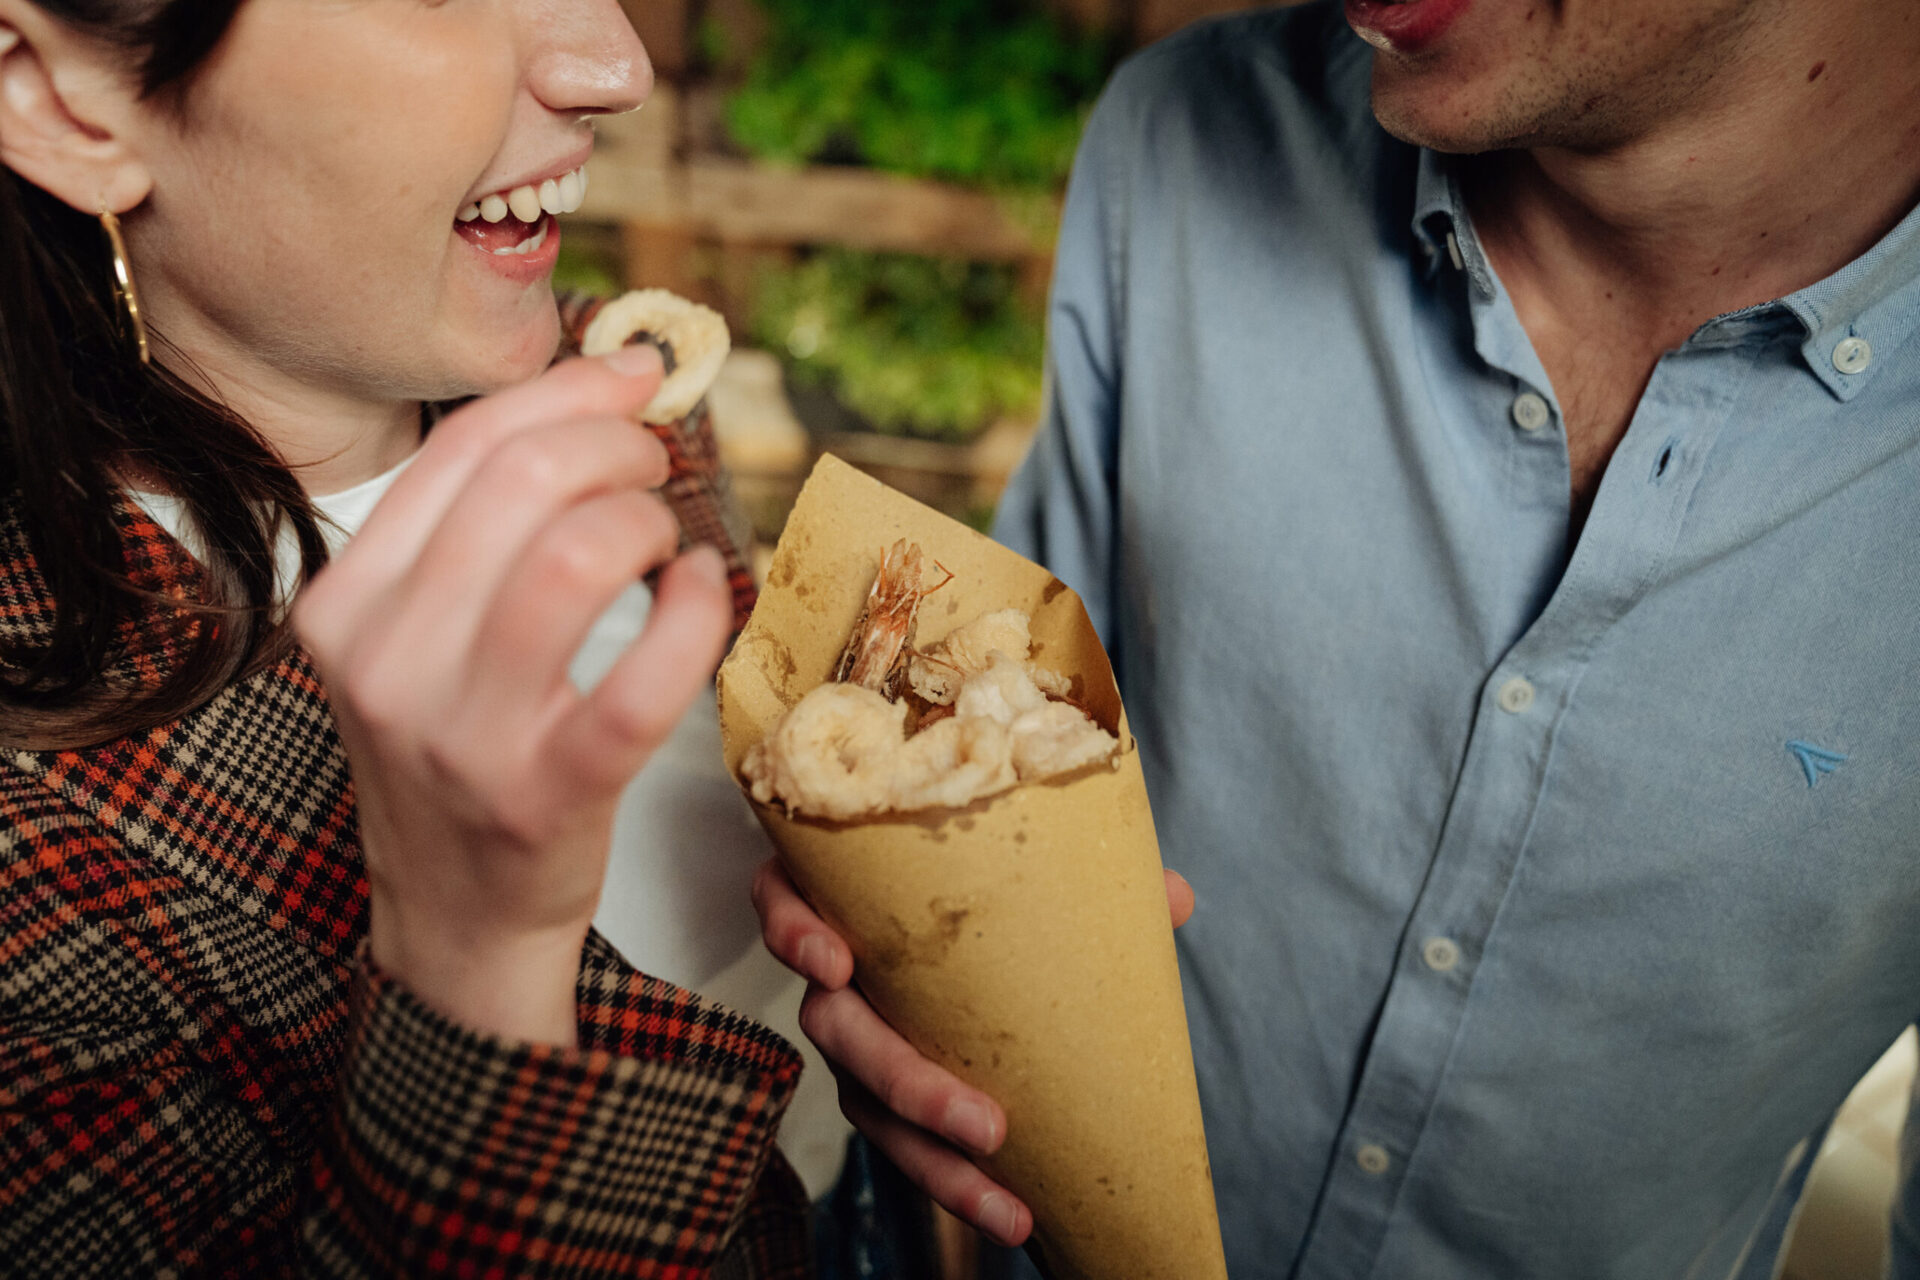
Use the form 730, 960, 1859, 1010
755, 0, 1920, 1274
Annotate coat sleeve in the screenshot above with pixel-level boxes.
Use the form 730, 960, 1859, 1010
0, 772, 807, 1279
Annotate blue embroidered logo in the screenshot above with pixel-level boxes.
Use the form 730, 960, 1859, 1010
1786, 741, 1847, 788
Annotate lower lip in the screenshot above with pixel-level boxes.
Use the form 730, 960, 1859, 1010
460, 215, 562, 283
1345, 0, 1472, 52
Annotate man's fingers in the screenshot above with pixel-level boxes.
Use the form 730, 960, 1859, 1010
835, 1075, 1033, 1248
797, 983, 1006, 1157
752, 858, 855, 990
1166, 868, 1195, 929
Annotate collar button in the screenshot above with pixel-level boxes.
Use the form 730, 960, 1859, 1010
1832, 336, 1873, 375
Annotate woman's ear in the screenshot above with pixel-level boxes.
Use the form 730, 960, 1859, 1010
0, 4, 153, 214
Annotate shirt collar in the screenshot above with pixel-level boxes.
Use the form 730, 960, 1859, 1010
1411, 149, 1497, 302
1410, 148, 1920, 402
1774, 196, 1920, 401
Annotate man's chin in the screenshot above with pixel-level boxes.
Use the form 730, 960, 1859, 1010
1373, 65, 1604, 158
1370, 69, 1515, 155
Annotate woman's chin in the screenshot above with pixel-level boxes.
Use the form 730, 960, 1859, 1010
435, 301, 563, 396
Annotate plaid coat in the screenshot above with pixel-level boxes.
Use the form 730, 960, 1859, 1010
0, 355, 811, 1276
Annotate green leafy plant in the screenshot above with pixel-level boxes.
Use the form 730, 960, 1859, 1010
753, 249, 1045, 442
551, 237, 622, 299
726, 0, 1113, 190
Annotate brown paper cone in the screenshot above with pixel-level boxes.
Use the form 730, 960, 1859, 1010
718, 455, 1226, 1280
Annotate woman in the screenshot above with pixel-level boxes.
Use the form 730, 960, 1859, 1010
0, 1, 808, 1275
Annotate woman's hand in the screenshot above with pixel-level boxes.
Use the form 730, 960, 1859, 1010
752, 857, 1196, 1247
296, 349, 732, 1048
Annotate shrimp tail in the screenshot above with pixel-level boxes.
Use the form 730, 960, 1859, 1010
835, 540, 929, 698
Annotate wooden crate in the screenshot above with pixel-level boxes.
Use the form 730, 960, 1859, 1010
581, 100, 1058, 264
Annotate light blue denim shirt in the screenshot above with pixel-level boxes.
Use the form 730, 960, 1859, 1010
993, 5, 1920, 1277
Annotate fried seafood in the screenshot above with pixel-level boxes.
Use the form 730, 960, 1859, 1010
835, 540, 944, 697
741, 543, 1119, 819
579, 289, 731, 424
908, 609, 1071, 705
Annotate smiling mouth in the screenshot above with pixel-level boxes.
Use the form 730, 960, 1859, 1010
454, 165, 588, 257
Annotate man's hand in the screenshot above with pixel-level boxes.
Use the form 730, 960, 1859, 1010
297, 348, 733, 1048
752, 857, 1196, 1246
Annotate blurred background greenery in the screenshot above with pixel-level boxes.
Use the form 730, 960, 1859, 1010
717, 0, 1112, 189
557, 0, 1260, 533
751, 249, 1046, 443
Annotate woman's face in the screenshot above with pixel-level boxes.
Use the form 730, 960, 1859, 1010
122, 0, 649, 408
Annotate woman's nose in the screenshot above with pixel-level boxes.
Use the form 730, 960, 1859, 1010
523, 0, 652, 118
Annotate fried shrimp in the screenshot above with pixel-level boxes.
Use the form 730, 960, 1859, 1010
741, 545, 1119, 819
835, 540, 939, 696
907, 609, 1069, 705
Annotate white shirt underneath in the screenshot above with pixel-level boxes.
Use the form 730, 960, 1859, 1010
133, 457, 848, 1195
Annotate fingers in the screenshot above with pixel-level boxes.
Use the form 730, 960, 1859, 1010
461, 489, 681, 726
752, 858, 855, 990
351, 350, 667, 573
835, 1073, 1033, 1248
798, 982, 1006, 1158
548, 545, 732, 794
1166, 868, 1195, 929
801, 982, 1031, 1240
298, 351, 666, 654
383, 414, 669, 647
301, 419, 673, 739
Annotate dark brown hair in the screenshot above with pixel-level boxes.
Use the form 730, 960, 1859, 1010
0, 0, 330, 750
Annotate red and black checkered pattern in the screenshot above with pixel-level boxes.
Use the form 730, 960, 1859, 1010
557, 292, 760, 633
0, 491, 810, 1278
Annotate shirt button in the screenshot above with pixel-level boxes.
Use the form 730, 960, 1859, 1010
1356, 1144, 1392, 1175
1497, 677, 1536, 714
1511, 392, 1552, 432
1422, 937, 1462, 973
1832, 336, 1873, 375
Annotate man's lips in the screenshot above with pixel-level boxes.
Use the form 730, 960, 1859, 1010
1345, 0, 1473, 52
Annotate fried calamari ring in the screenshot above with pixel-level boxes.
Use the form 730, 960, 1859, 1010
580, 289, 731, 425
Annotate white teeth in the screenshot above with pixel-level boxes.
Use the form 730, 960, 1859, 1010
490, 219, 551, 257
507, 184, 543, 223
462, 166, 589, 226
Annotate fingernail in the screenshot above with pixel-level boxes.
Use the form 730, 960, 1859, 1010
603, 342, 663, 379
944, 1097, 998, 1155
795, 935, 830, 984
979, 1192, 1020, 1245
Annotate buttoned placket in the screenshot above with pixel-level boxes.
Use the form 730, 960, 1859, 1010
1291, 202, 1757, 1279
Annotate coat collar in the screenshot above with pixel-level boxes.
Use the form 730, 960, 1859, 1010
3, 490, 369, 968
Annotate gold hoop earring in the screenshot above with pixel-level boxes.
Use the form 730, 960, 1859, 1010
98, 209, 150, 366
